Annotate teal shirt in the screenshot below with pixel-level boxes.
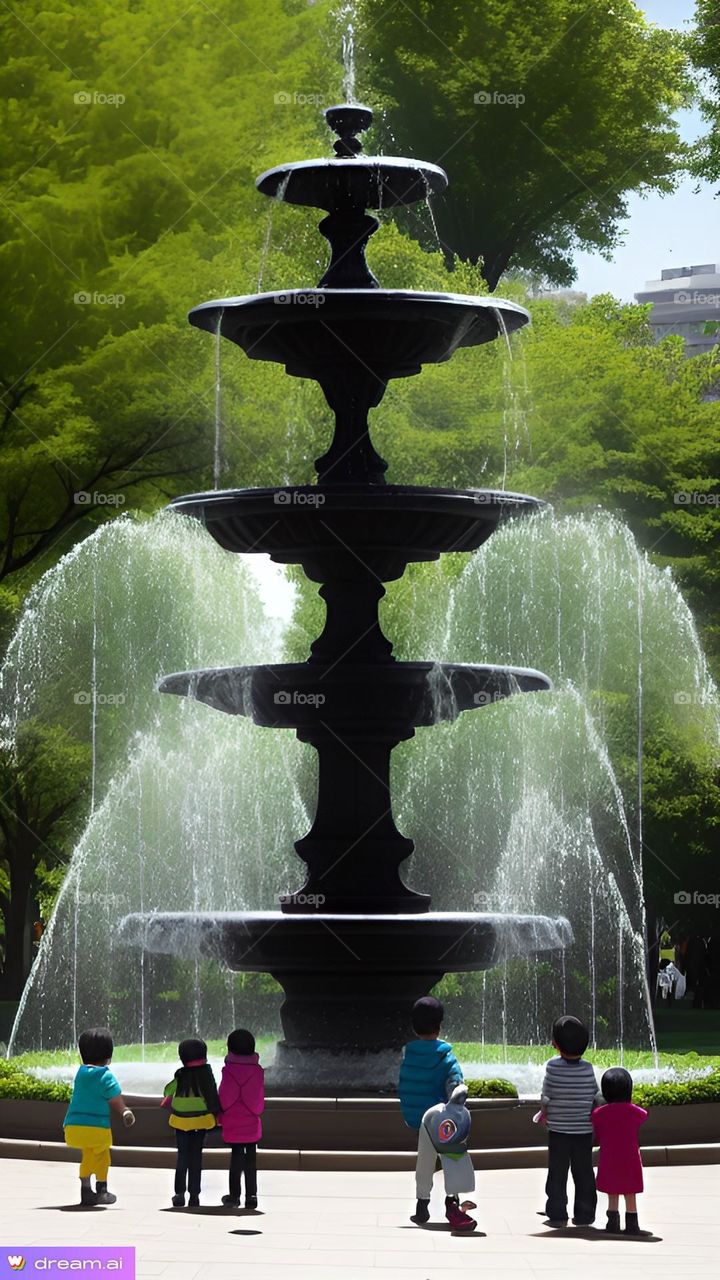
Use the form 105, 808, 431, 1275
64, 1065, 121, 1129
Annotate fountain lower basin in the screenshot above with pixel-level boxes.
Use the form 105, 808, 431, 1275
120, 911, 573, 1091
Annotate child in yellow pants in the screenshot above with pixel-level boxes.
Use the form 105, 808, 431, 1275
63, 1028, 135, 1206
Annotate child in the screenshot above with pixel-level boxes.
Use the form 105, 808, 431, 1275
592, 1066, 648, 1235
218, 1027, 265, 1209
63, 1027, 135, 1206
421, 1083, 477, 1231
540, 1015, 601, 1227
162, 1037, 220, 1207
397, 995, 469, 1229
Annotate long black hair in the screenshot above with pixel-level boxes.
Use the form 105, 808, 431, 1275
601, 1066, 633, 1103
174, 1037, 208, 1097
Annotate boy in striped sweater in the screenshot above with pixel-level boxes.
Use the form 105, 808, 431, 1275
540, 1015, 601, 1227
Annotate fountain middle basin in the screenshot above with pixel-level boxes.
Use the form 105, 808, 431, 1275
120, 911, 573, 1091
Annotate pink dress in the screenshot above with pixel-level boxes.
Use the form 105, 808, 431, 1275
218, 1052, 265, 1144
592, 1102, 648, 1194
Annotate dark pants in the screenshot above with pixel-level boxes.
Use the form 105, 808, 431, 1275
175, 1129, 206, 1198
545, 1130, 596, 1223
229, 1142, 257, 1200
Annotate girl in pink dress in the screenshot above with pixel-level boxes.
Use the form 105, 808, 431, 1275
592, 1067, 648, 1235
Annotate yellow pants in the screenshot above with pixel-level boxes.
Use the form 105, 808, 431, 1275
64, 1125, 112, 1180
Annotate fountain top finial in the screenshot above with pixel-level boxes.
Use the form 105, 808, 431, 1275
324, 103, 373, 157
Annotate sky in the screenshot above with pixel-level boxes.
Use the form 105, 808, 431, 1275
573, 0, 717, 300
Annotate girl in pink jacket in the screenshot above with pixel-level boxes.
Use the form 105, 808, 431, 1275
218, 1028, 265, 1209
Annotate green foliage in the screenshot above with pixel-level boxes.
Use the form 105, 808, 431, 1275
689, 0, 720, 187
634, 1068, 720, 1108
358, 0, 691, 287
466, 1076, 518, 1098
0, 1057, 71, 1102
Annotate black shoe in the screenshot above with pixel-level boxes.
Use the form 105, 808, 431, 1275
172, 1194, 185, 1207
572, 1217, 595, 1226
547, 1218, 568, 1228
222, 1195, 241, 1207
606, 1210, 621, 1233
624, 1212, 642, 1235
245, 1195, 258, 1210
188, 1196, 200, 1207
80, 1186, 98, 1207
410, 1198, 430, 1225
94, 1183, 117, 1206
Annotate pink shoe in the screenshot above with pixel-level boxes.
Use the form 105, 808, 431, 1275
445, 1198, 477, 1231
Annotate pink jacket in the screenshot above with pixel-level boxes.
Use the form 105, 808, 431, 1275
218, 1052, 265, 1143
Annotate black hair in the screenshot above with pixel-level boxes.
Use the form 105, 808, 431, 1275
178, 1037, 207, 1065
412, 995, 444, 1035
227, 1028, 255, 1056
552, 1015, 589, 1057
601, 1066, 633, 1103
78, 1027, 113, 1065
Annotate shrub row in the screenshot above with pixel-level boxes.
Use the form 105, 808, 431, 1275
0, 1057, 72, 1103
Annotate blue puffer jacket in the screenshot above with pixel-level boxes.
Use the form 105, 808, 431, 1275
397, 1039, 463, 1129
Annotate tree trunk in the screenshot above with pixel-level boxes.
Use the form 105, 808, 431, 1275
0, 859, 34, 1001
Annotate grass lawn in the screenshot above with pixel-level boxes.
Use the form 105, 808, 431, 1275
11, 1019, 720, 1076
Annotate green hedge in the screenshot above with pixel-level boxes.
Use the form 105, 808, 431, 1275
633, 1069, 720, 1108
465, 1077, 519, 1099
0, 1058, 71, 1103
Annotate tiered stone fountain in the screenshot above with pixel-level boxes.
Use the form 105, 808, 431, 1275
123, 104, 571, 1091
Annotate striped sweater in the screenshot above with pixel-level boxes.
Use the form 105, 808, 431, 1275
541, 1056, 600, 1134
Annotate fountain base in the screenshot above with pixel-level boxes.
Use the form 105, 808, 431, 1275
120, 910, 572, 1091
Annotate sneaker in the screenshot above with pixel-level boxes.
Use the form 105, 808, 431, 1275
410, 1199, 430, 1225
94, 1189, 117, 1205
172, 1194, 185, 1208
445, 1199, 476, 1232
245, 1195, 258, 1210
222, 1195, 240, 1207
80, 1186, 98, 1207
188, 1196, 200, 1208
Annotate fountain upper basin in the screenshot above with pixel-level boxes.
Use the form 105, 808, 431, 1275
189, 290, 530, 377
168, 485, 544, 578
256, 156, 448, 209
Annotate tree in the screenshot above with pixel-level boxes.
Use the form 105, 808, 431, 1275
690, 0, 720, 188
358, 0, 691, 287
0, 0, 335, 590
0, 723, 89, 999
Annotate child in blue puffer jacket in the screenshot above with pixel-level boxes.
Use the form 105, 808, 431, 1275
398, 996, 469, 1228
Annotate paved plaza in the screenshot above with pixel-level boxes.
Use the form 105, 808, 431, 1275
2, 1157, 718, 1278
